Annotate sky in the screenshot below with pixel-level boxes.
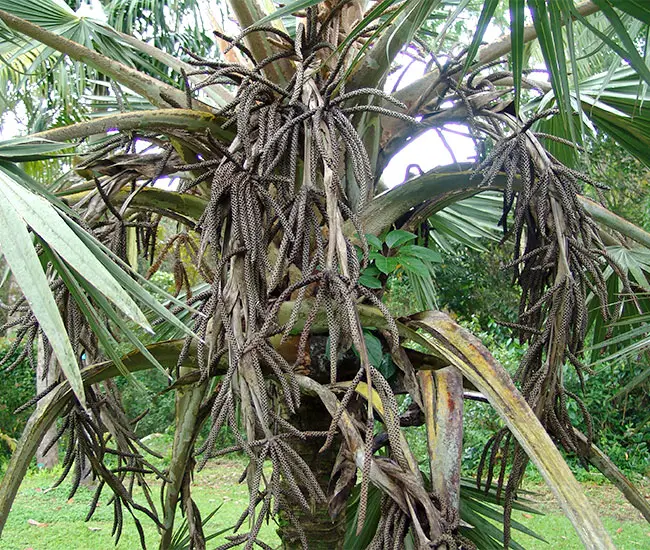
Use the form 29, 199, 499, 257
379, 8, 514, 187
382, 58, 476, 187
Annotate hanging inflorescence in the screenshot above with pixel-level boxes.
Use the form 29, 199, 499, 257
171, 13, 431, 546
45, 388, 166, 547
474, 109, 627, 546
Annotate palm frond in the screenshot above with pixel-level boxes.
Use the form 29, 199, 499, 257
428, 191, 503, 253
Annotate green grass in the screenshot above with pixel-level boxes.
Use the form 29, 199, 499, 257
1, 459, 279, 550
511, 480, 650, 549
0, 459, 648, 549
512, 511, 649, 549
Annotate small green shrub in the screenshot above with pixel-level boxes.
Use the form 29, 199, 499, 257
116, 370, 176, 438
565, 359, 650, 478
0, 339, 35, 464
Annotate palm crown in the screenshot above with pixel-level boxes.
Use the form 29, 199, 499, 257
1, 1, 650, 549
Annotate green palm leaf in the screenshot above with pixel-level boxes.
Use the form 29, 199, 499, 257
0, 169, 151, 330
428, 191, 503, 253
509, 0, 525, 111
0, 172, 85, 406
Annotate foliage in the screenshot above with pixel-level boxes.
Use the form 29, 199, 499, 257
436, 242, 650, 478
0, 341, 34, 464
434, 243, 520, 333
1, 1, 650, 549
580, 134, 650, 230
115, 370, 175, 438
566, 358, 650, 478
360, 229, 441, 311
117, 369, 240, 454
0, 0, 218, 130
383, 274, 422, 318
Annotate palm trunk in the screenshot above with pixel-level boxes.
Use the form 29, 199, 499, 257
276, 394, 346, 549
276, 337, 356, 549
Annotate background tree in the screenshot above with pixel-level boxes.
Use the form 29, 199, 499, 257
0, 1, 650, 549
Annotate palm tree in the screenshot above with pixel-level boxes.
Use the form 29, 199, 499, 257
1, 1, 650, 549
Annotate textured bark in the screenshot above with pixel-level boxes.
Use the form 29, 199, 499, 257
276, 338, 358, 549
277, 394, 346, 550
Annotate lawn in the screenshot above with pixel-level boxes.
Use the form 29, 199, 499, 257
1, 457, 280, 550
509, 481, 650, 549
1, 457, 648, 549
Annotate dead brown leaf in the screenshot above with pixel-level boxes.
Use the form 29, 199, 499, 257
27, 519, 48, 528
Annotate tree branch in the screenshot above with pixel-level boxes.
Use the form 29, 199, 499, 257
63, 187, 208, 226
394, 1, 598, 112
227, 0, 293, 85
580, 196, 650, 249
361, 163, 650, 252
0, 10, 212, 112
101, 25, 233, 107
348, 3, 436, 91
379, 1, 600, 167
31, 109, 232, 143
359, 164, 493, 236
